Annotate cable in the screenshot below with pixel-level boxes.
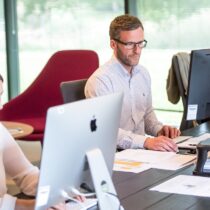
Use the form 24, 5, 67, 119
99, 180, 124, 210
71, 187, 96, 197
105, 192, 124, 210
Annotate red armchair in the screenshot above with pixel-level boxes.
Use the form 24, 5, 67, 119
0, 50, 99, 144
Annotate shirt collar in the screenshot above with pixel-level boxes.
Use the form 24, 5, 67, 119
111, 54, 141, 77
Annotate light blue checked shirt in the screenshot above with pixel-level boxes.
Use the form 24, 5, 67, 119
85, 55, 163, 149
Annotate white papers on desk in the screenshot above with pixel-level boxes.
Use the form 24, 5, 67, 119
114, 149, 196, 173
178, 133, 210, 149
113, 159, 151, 173
150, 175, 210, 197
152, 153, 195, 170
115, 149, 176, 163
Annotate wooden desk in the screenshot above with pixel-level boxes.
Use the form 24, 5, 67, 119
1, 121, 34, 139
112, 122, 210, 210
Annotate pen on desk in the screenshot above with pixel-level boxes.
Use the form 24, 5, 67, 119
176, 137, 192, 144
189, 144, 197, 146
176, 140, 188, 144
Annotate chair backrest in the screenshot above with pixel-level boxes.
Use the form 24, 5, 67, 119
172, 55, 187, 108
0, 50, 99, 141
60, 79, 87, 104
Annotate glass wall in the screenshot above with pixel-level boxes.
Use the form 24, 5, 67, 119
136, 0, 210, 126
17, 0, 124, 91
0, 0, 8, 102
4, 0, 210, 126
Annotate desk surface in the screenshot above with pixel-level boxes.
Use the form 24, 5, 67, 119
1, 121, 34, 139
113, 165, 210, 210
112, 122, 210, 210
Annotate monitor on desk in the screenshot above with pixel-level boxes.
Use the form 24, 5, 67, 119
186, 49, 210, 121
35, 92, 123, 210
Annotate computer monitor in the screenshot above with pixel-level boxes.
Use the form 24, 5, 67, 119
186, 49, 210, 121
35, 92, 123, 210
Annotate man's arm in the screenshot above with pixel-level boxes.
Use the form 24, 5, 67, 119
143, 80, 180, 139
117, 128, 147, 149
118, 128, 178, 152
144, 136, 178, 152
143, 84, 163, 136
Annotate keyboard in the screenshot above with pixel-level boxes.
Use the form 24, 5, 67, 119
177, 133, 210, 149
173, 136, 192, 144
66, 198, 97, 210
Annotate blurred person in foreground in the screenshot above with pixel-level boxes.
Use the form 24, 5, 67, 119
0, 74, 84, 210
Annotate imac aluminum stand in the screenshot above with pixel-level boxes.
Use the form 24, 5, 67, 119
86, 148, 124, 210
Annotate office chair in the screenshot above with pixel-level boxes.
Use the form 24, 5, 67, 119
0, 50, 99, 144
60, 79, 87, 104
167, 53, 196, 131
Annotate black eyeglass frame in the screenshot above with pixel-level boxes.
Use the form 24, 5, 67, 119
113, 38, 147, 49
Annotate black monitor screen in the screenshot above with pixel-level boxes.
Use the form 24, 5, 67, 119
186, 49, 210, 121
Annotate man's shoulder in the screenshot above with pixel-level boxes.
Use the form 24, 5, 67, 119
90, 58, 117, 78
86, 64, 111, 86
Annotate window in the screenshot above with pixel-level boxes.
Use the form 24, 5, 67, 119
0, 0, 8, 102
136, 0, 210, 126
17, 0, 124, 91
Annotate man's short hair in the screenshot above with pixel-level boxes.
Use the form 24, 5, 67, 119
109, 14, 144, 40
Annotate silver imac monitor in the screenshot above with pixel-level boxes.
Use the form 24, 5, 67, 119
35, 92, 123, 210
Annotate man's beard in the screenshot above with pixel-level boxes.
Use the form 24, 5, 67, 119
116, 47, 140, 68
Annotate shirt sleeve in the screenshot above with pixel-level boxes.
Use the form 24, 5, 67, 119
144, 106, 163, 136
118, 128, 148, 149
1, 124, 39, 196
85, 74, 114, 98
0, 194, 16, 210
143, 72, 163, 136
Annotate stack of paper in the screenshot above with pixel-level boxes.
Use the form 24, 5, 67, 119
150, 175, 210, 197
114, 159, 151, 173
114, 149, 196, 173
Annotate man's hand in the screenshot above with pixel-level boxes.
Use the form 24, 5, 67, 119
144, 136, 178, 152
157, 125, 181, 139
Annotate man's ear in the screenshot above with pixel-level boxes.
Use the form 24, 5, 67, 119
110, 39, 116, 50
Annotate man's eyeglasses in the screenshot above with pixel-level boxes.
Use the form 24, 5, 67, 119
113, 38, 147, 50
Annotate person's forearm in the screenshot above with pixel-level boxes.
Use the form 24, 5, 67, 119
15, 199, 35, 210
118, 128, 147, 149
